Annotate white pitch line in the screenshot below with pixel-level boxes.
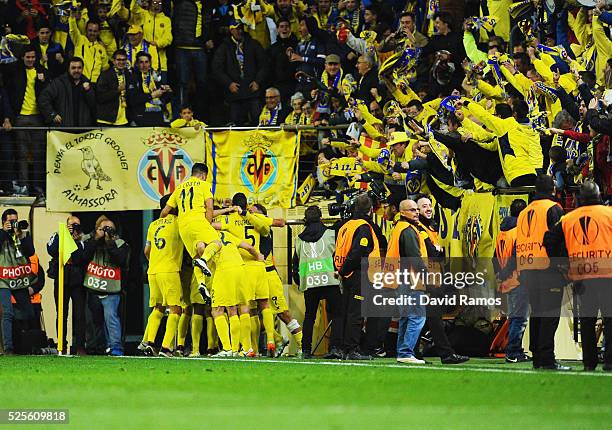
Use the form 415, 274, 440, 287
117, 355, 612, 377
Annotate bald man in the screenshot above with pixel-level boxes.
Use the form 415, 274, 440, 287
385, 199, 428, 364
47, 215, 88, 355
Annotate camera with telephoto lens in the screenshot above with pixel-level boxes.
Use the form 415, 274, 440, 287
328, 174, 388, 220
71, 223, 82, 234
102, 225, 116, 236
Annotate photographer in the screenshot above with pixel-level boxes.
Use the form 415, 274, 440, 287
0, 209, 36, 355
47, 216, 87, 355
334, 195, 386, 360
127, 51, 172, 126
82, 216, 130, 356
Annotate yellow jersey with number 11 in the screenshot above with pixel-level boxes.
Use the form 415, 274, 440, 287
146, 214, 183, 274
167, 177, 213, 223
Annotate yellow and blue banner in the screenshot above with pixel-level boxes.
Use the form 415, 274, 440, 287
47, 128, 205, 212
205, 130, 300, 208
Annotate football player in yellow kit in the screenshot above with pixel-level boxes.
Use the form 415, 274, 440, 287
251, 203, 303, 357
160, 163, 222, 303
142, 195, 184, 357
208, 230, 263, 357
214, 193, 277, 356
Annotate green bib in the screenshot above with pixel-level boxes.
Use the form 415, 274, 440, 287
296, 229, 339, 291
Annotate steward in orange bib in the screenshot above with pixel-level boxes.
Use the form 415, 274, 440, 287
493, 199, 530, 363
334, 195, 386, 360
387, 199, 428, 364
516, 175, 569, 371
416, 195, 468, 365
544, 181, 612, 372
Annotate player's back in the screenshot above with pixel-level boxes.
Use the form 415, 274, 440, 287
215, 231, 246, 269
220, 212, 263, 264
169, 177, 212, 222
147, 215, 183, 274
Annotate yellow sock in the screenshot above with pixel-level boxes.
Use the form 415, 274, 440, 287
206, 316, 216, 350
177, 313, 190, 347
214, 315, 231, 351
250, 315, 260, 354
191, 314, 204, 354
273, 329, 283, 344
162, 313, 180, 350
240, 313, 252, 352
293, 330, 303, 349
146, 309, 164, 344
202, 241, 222, 262
142, 319, 150, 344
261, 308, 275, 344
229, 315, 241, 353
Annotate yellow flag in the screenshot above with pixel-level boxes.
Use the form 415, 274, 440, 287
58, 222, 77, 266
205, 130, 300, 208
297, 174, 316, 205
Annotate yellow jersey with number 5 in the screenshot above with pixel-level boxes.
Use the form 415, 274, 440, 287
219, 212, 261, 264
167, 177, 213, 222
146, 214, 183, 274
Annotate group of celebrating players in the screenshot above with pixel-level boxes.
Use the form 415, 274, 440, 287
138, 163, 303, 359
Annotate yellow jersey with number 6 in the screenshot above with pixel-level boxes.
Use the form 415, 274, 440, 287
167, 177, 213, 222
146, 214, 183, 274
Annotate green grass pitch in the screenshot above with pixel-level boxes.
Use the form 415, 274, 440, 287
1, 356, 610, 429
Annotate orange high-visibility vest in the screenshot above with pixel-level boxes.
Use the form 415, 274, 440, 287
561, 205, 612, 281
385, 221, 427, 290
516, 199, 561, 271
495, 227, 520, 292
11, 255, 41, 304
334, 219, 380, 280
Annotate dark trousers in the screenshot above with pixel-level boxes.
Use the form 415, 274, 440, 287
578, 279, 612, 368
86, 291, 107, 353
14, 114, 45, 192
523, 270, 564, 367
340, 275, 363, 352
53, 280, 86, 351
0, 288, 34, 352
302, 285, 343, 354
229, 98, 261, 126
176, 48, 207, 117
363, 317, 391, 354
425, 287, 455, 358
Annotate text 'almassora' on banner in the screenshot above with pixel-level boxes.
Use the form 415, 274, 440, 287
205, 130, 300, 208
46, 128, 205, 212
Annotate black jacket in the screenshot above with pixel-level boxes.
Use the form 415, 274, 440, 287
0, 87, 14, 122
3, 62, 49, 118
355, 68, 379, 105
172, 0, 211, 48
95, 67, 130, 123
212, 34, 268, 102
31, 39, 65, 79
0, 230, 35, 258
266, 34, 298, 97
126, 71, 170, 126
399, 218, 428, 273
46, 231, 87, 286
38, 74, 96, 127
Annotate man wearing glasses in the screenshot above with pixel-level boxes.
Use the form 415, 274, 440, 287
96, 49, 131, 126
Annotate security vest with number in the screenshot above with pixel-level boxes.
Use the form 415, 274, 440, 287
495, 227, 519, 292
0, 239, 37, 290
516, 199, 561, 271
385, 220, 427, 290
561, 205, 612, 281
334, 219, 381, 280
83, 241, 126, 294
296, 229, 339, 291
